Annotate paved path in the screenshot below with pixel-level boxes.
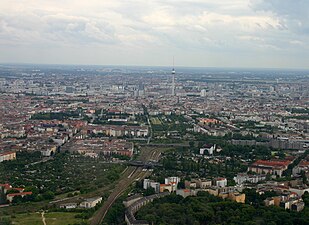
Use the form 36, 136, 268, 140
41, 211, 46, 225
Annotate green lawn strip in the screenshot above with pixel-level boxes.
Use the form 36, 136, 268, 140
8, 212, 86, 225
44, 212, 85, 225
9, 212, 42, 225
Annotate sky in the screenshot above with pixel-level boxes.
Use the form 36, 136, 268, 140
0, 0, 309, 69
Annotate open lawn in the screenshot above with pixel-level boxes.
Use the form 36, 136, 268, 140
150, 117, 162, 125
10, 212, 42, 225
45, 212, 85, 225
8, 212, 85, 225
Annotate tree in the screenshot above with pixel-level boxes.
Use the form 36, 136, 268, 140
189, 141, 195, 148
137, 191, 309, 225
12, 196, 23, 204
24, 186, 39, 196
6, 189, 20, 195
301, 171, 308, 185
177, 180, 185, 189
302, 191, 309, 206
43, 191, 55, 200
0, 218, 12, 225
144, 187, 156, 196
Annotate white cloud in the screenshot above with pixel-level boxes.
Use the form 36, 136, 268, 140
252, 0, 309, 35
0, 0, 308, 68
289, 40, 303, 45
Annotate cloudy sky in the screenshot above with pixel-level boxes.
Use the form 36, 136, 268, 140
0, 0, 308, 69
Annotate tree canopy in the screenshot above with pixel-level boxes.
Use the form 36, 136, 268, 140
136, 192, 309, 225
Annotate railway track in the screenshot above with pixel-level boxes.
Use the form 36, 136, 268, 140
89, 147, 162, 225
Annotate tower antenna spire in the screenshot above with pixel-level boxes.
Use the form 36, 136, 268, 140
172, 57, 175, 96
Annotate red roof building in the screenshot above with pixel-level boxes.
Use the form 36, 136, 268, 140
6, 192, 33, 202
248, 159, 293, 177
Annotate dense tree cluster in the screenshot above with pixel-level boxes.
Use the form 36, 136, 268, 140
103, 195, 126, 225
136, 192, 309, 225
31, 111, 80, 120
151, 115, 193, 138
221, 144, 271, 160
0, 152, 125, 204
158, 145, 248, 181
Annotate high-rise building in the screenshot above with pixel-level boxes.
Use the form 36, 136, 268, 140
172, 62, 176, 96
200, 89, 207, 97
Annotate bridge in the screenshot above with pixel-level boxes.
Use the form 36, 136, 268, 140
126, 160, 162, 168
139, 143, 189, 147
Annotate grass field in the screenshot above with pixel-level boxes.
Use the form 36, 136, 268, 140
10, 212, 42, 225
45, 212, 85, 225
150, 117, 162, 125
9, 212, 85, 225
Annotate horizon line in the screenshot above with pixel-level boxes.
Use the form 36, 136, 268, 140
1, 61, 309, 72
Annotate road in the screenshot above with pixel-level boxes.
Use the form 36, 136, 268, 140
147, 114, 152, 144
89, 147, 163, 225
25, 157, 53, 168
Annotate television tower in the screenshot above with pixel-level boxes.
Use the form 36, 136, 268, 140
172, 57, 175, 96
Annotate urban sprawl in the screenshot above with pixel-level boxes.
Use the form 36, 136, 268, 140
0, 65, 309, 225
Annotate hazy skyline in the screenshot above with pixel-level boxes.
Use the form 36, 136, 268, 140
0, 0, 309, 69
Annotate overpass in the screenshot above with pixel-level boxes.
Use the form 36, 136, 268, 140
126, 160, 162, 168
140, 143, 189, 147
